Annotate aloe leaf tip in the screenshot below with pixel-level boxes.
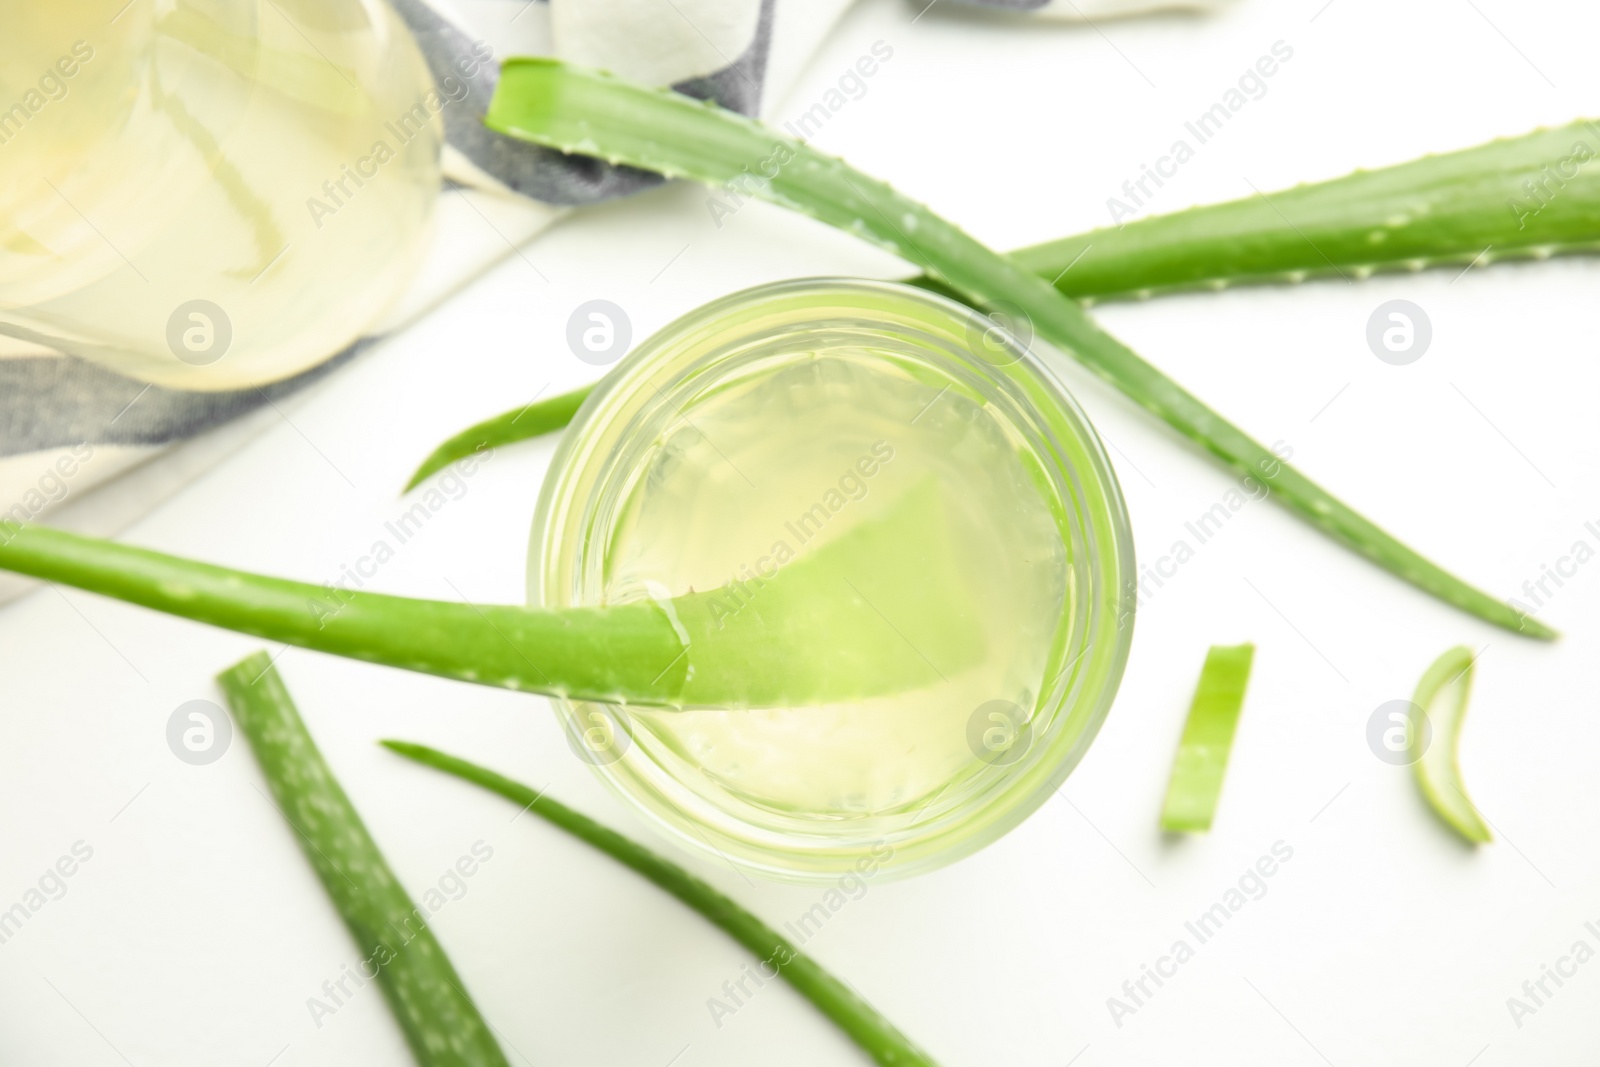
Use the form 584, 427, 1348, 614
1517, 614, 1559, 642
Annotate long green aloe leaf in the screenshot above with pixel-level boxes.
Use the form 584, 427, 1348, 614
1159, 643, 1254, 833
0, 480, 975, 707
381, 740, 939, 1067
484, 59, 1550, 640
1409, 646, 1492, 844
217, 653, 510, 1067
409, 122, 1600, 485
2, 522, 684, 702
1008, 120, 1600, 302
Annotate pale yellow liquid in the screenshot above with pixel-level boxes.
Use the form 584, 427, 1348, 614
601, 353, 1072, 823
0, 1, 440, 389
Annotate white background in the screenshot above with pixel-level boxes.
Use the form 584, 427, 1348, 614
3, 0, 1599, 1063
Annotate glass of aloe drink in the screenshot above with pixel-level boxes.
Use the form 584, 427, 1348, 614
532, 279, 1136, 881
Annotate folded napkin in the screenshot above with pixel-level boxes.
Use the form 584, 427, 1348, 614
0, 0, 1218, 604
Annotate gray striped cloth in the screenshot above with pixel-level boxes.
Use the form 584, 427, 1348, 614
0, 0, 1224, 603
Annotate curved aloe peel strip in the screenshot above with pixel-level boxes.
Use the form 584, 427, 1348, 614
0, 482, 974, 707
1410, 646, 1492, 844
217, 654, 509, 1067
382, 740, 939, 1067
1010, 121, 1600, 302
483, 59, 1550, 640
405, 385, 594, 492
1159, 643, 1255, 833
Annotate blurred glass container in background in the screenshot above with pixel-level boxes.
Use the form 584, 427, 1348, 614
0, 0, 442, 390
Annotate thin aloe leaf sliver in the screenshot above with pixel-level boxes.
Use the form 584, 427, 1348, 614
383, 740, 941, 1067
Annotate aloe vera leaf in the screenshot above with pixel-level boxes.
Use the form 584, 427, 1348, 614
1410, 646, 1492, 844
411, 122, 1600, 468
1005, 121, 1600, 302
216, 654, 509, 1067
381, 740, 940, 1067
1159, 643, 1255, 833
405, 385, 594, 492
0, 522, 683, 702
0, 480, 974, 707
483, 59, 1551, 641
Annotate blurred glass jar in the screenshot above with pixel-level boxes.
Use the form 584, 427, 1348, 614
0, 0, 442, 390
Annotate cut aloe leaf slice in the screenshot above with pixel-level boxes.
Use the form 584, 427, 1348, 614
1160, 643, 1255, 833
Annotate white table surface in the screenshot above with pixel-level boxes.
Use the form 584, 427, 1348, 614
4, 0, 1599, 1063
